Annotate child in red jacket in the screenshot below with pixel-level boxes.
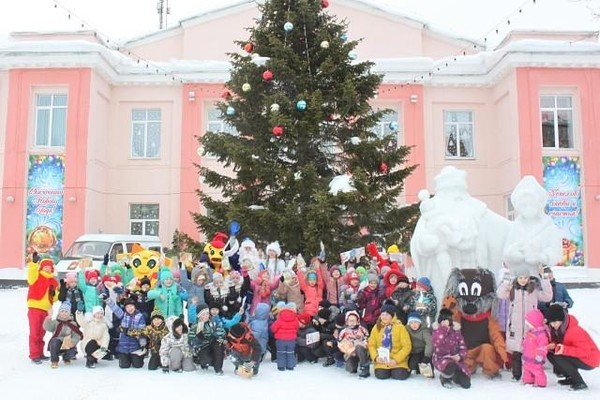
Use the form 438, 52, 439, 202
270, 303, 299, 371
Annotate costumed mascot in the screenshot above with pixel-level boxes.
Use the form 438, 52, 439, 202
443, 267, 508, 379
126, 244, 171, 288
201, 221, 241, 275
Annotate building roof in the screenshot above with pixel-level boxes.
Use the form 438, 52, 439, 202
124, 0, 482, 48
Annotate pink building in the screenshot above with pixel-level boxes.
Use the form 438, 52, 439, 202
1, 0, 599, 271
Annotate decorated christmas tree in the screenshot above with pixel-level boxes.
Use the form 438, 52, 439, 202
194, 0, 417, 256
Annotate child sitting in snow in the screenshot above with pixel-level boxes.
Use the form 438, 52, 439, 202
43, 302, 82, 368
127, 310, 169, 370
406, 311, 434, 377
432, 308, 471, 389
160, 318, 196, 372
337, 310, 370, 376
76, 306, 109, 368
226, 323, 263, 377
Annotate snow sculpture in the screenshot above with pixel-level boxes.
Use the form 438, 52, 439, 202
410, 166, 511, 300
502, 175, 563, 276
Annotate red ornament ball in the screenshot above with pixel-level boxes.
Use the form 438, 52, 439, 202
272, 125, 284, 136
322, 0, 330, 8
243, 42, 254, 53
262, 70, 274, 81
220, 90, 232, 100
379, 162, 388, 173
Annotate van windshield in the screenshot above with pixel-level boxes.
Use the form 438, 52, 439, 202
63, 241, 111, 260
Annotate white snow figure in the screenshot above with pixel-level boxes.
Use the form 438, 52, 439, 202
502, 175, 563, 276
410, 166, 511, 300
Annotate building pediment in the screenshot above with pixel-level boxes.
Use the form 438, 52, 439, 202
124, 0, 481, 62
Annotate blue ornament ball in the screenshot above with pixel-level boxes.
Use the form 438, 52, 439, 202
226, 106, 236, 116
341, 33, 348, 42
348, 50, 358, 60
388, 121, 399, 132
296, 100, 307, 111
284, 22, 294, 32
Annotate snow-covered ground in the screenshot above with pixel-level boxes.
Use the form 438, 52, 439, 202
1, 287, 598, 400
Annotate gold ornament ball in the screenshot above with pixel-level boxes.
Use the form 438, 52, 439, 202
242, 83, 251, 92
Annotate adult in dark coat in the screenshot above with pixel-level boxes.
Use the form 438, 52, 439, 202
538, 267, 573, 316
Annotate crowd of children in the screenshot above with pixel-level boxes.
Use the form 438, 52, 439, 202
25, 242, 599, 390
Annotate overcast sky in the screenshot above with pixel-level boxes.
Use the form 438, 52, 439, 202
0, 0, 598, 48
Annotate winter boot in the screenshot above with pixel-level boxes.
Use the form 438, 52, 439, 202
50, 362, 58, 369
453, 370, 471, 389
322, 357, 335, 367
440, 376, 454, 388
86, 356, 96, 369
358, 363, 370, 378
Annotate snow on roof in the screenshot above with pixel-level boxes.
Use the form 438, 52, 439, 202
2, 34, 600, 86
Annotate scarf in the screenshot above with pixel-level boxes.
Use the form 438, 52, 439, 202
50, 319, 83, 341
382, 324, 393, 349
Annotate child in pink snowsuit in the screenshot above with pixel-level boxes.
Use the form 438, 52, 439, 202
522, 309, 549, 387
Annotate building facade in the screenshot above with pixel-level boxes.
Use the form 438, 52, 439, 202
1, 0, 599, 269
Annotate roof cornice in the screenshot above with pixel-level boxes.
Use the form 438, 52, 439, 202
1, 39, 599, 87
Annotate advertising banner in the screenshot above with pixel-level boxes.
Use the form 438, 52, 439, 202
542, 156, 584, 266
25, 154, 65, 263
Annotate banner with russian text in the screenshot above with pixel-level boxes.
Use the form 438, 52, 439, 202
25, 154, 65, 263
542, 156, 584, 266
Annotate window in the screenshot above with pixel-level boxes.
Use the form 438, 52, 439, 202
129, 204, 159, 235
131, 109, 161, 158
207, 107, 237, 135
109, 243, 124, 262
371, 109, 400, 148
505, 195, 516, 221
444, 111, 474, 158
540, 95, 573, 149
34, 94, 67, 147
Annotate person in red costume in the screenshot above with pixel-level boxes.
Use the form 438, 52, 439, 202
27, 252, 59, 364
546, 304, 599, 391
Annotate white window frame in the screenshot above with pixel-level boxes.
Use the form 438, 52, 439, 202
540, 95, 574, 150
131, 108, 161, 159
129, 203, 160, 236
204, 104, 238, 159
33, 93, 68, 148
443, 110, 475, 159
371, 107, 400, 148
